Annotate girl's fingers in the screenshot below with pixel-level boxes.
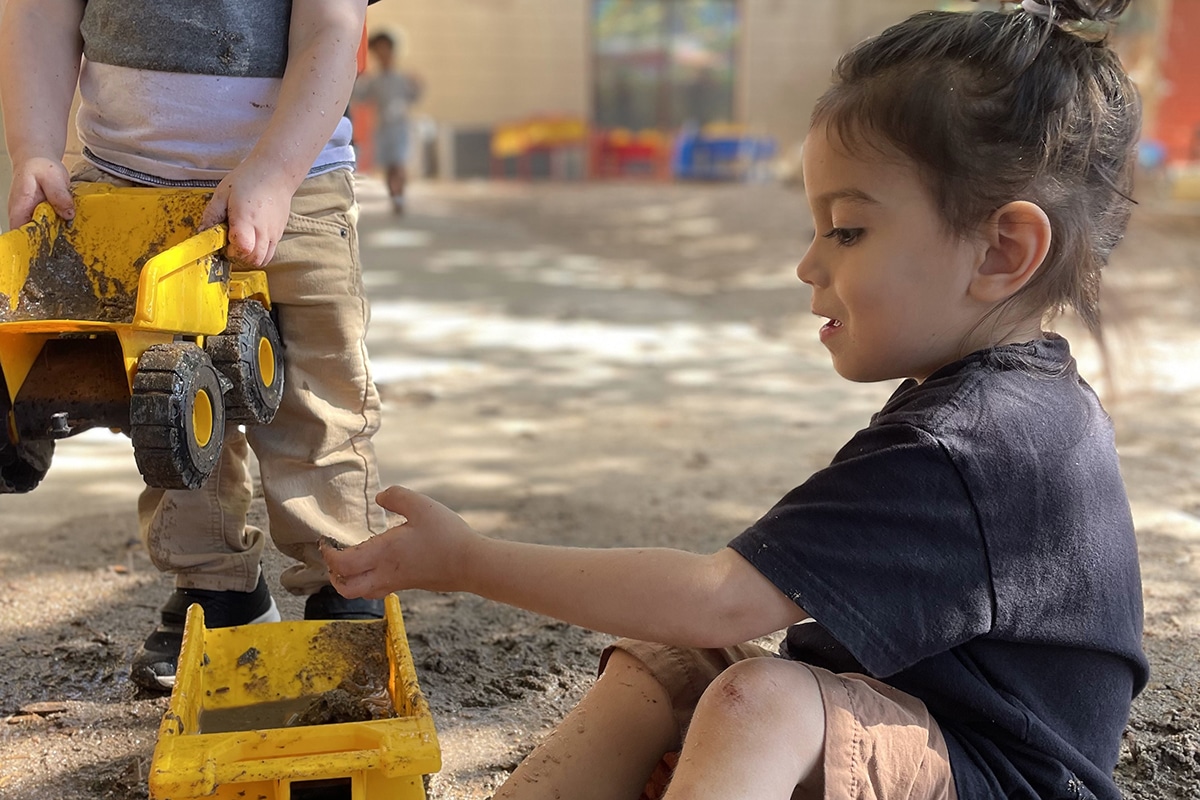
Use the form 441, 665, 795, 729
376, 485, 420, 512
322, 531, 390, 577
328, 568, 363, 597
376, 485, 445, 522
331, 568, 391, 599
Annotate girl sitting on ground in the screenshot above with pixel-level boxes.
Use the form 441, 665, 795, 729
325, 1, 1146, 797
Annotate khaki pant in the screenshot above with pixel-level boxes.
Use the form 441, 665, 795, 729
73, 165, 389, 595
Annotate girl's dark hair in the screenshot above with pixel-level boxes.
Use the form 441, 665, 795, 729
811, 0, 1140, 334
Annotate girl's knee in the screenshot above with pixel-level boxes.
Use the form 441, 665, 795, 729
699, 657, 822, 722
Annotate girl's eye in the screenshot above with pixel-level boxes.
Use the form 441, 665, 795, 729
822, 227, 863, 246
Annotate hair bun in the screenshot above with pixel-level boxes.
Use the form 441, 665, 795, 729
1053, 0, 1132, 23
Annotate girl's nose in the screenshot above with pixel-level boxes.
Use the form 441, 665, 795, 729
796, 240, 822, 287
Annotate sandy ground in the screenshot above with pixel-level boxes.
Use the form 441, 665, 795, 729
0, 177, 1197, 799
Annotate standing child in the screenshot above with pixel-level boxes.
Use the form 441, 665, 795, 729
354, 30, 423, 215
0, 0, 391, 692
324, 1, 1146, 798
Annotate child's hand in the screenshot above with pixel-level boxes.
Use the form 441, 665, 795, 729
321, 486, 484, 599
201, 159, 295, 267
8, 157, 74, 229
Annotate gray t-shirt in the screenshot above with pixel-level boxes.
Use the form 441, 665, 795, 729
76, 0, 356, 186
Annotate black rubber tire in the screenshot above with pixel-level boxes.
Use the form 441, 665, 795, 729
0, 368, 53, 494
206, 299, 285, 424
130, 343, 226, 490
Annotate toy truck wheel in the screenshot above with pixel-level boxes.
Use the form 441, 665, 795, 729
0, 439, 54, 494
206, 299, 285, 424
0, 369, 53, 493
130, 343, 226, 490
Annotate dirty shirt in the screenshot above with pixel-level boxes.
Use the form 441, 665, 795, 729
729, 336, 1147, 800
75, 0, 356, 186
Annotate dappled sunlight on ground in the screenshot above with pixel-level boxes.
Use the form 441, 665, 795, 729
2, 178, 1197, 799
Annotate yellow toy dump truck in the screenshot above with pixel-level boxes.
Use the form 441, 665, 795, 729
0, 183, 284, 492
149, 594, 441, 800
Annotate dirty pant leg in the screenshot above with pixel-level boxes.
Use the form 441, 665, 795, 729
245, 169, 389, 596
138, 429, 264, 592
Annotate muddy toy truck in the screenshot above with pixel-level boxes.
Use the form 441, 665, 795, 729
0, 184, 284, 492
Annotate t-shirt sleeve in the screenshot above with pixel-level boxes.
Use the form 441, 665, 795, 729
729, 422, 994, 677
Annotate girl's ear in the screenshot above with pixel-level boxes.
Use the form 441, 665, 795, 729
969, 201, 1051, 303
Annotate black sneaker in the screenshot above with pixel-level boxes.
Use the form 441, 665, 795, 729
130, 571, 280, 692
304, 584, 384, 620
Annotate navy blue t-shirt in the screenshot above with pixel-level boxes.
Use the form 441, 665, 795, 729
729, 336, 1146, 800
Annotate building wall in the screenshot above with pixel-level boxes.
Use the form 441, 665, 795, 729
366, 0, 591, 126
366, 0, 932, 156
739, 0, 930, 149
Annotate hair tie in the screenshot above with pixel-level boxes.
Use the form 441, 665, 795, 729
1020, 0, 1060, 23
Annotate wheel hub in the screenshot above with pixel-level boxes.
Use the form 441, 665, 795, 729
258, 336, 276, 388
192, 388, 214, 448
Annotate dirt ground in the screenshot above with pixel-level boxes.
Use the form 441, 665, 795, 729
0, 177, 1197, 799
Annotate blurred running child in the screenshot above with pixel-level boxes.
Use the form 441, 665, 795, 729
354, 30, 423, 215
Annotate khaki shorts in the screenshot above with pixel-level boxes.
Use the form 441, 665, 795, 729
604, 639, 958, 800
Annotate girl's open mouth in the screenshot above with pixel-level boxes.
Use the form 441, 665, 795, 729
819, 318, 843, 342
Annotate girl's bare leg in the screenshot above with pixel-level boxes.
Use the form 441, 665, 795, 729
493, 649, 679, 800
663, 658, 825, 800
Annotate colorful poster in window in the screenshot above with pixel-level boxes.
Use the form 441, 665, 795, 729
593, 0, 737, 130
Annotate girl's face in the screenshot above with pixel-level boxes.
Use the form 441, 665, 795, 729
797, 125, 990, 383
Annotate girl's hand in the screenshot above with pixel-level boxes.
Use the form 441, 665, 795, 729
8, 157, 74, 229
321, 486, 484, 599
200, 159, 295, 267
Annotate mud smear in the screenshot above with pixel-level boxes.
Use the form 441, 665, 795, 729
8, 235, 134, 323
295, 620, 395, 722
199, 621, 394, 734
198, 686, 390, 733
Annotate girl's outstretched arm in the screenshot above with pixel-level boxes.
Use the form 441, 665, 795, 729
323, 486, 808, 649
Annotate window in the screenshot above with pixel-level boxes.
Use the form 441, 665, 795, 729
592, 0, 738, 130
